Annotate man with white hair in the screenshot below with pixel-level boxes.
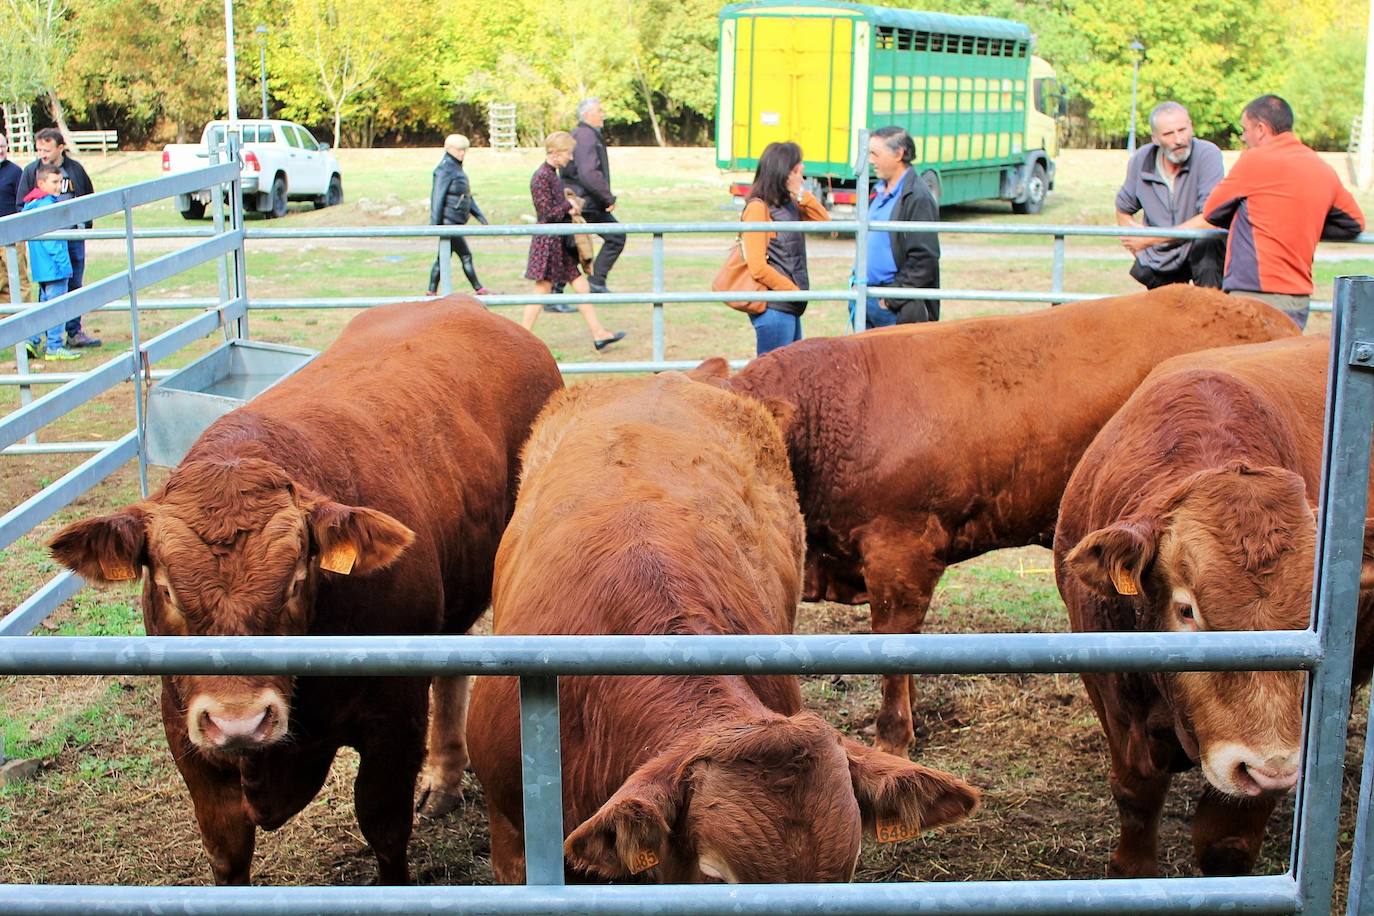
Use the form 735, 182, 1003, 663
559, 97, 624, 295
427, 133, 491, 297
1114, 101, 1225, 289
0, 131, 33, 304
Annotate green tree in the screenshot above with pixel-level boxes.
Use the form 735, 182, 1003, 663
4, 0, 74, 139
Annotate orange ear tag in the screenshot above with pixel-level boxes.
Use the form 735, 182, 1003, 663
320, 542, 357, 575
875, 816, 921, 844
627, 847, 660, 875
99, 557, 139, 581
1109, 567, 1139, 596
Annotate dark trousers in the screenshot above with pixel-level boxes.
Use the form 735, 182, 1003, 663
428, 235, 482, 293
1128, 236, 1224, 291
580, 208, 624, 286
66, 240, 85, 335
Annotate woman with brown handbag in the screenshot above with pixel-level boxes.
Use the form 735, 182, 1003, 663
739, 141, 828, 355
521, 131, 626, 351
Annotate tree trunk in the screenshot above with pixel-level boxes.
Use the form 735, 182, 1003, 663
333, 105, 342, 149
46, 89, 71, 146
639, 77, 664, 147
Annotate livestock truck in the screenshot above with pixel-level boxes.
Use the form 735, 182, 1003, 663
717, 0, 1066, 213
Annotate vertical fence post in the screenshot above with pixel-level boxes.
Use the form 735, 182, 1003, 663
209, 137, 231, 323
520, 674, 565, 886
852, 129, 870, 335
122, 192, 149, 498
1295, 275, 1374, 916
438, 236, 453, 296
227, 133, 249, 340
652, 232, 665, 365
1051, 234, 1066, 306
6, 244, 36, 445
1350, 685, 1374, 914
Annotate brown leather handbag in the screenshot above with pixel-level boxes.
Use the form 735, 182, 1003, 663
712, 235, 768, 316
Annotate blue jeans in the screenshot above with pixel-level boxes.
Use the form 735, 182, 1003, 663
845, 295, 899, 330
30, 278, 71, 351
65, 240, 85, 335
750, 307, 802, 355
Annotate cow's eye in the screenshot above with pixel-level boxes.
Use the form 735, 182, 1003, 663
1174, 602, 1195, 620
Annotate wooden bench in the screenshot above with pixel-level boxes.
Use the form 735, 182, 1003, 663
67, 130, 118, 153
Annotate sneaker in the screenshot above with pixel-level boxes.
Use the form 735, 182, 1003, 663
66, 331, 102, 348
44, 346, 81, 361
24, 341, 41, 360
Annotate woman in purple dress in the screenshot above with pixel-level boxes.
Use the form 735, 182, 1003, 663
522, 131, 625, 350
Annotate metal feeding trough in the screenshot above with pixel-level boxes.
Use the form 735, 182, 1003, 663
145, 339, 318, 467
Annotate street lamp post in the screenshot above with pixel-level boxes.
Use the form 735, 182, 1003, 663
1127, 40, 1145, 154
255, 24, 269, 120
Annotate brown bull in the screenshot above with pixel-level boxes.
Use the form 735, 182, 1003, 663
49, 297, 562, 884
696, 286, 1298, 754
1054, 335, 1374, 876
468, 373, 978, 884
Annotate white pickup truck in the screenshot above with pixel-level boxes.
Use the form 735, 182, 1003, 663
161, 119, 344, 220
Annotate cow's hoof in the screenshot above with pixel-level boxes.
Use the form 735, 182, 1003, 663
872, 735, 912, 758
1198, 839, 1257, 876
1106, 854, 1159, 879
417, 785, 465, 819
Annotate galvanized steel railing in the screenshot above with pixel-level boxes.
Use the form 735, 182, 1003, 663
3, 147, 1374, 914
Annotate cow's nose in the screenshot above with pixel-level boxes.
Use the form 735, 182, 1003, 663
1232, 758, 1299, 796
202, 707, 273, 747
187, 691, 289, 749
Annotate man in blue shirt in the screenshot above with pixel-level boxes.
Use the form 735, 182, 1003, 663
860, 126, 940, 328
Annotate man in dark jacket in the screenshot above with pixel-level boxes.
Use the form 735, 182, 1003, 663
0, 131, 33, 304
860, 126, 940, 327
15, 127, 100, 347
427, 134, 491, 296
559, 97, 623, 294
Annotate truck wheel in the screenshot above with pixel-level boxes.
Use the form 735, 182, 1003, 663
920, 170, 941, 207
1013, 163, 1047, 215
314, 175, 343, 209
179, 200, 207, 221
267, 176, 289, 219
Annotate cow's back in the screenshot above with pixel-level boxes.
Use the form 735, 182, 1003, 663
731, 287, 1299, 558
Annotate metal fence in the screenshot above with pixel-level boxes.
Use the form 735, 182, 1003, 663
3, 155, 1374, 914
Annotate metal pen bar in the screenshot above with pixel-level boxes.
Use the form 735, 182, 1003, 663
0, 570, 83, 638
1051, 234, 1066, 305
651, 233, 665, 363
140, 298, 247, 365
0, 353, 135, 451
0, 163, 239, 247
2, 440, 119, 455
122, 194, 149, 497
229, 135, 250, 340
520, 675, 565, 886
439, 236, 452, 296
5, 243, 37, 445
0, 874, 1302, 915
0, 630, 1322, 677
1296, 276, 1374, 915
1352, 678, 1374, 915
0, 432, 139, 553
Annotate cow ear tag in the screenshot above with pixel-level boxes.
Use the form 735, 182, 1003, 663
320, 542, 357, 575
875, 816, 921, 844
99, 557, 138, 581
1109, 567, 1139, 596
626, 846, 660, 875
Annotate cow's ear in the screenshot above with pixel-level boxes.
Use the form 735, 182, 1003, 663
1065, 520, 1160, 599
306, 501, 415, 576
843, 738, 979, 838
564, 748, 687, 879
686, 356, 730, 382
49, 507, 148, 584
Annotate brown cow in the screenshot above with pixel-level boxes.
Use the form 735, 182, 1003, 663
695, 285, 1299, 755
48, 297, 562, 884
467, 373, 978, 884
1054, 335, 1374, 877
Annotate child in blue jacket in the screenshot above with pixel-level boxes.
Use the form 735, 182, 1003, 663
24, 162, 78, 361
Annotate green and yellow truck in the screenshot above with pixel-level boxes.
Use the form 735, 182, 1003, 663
717, 0, 1065, 213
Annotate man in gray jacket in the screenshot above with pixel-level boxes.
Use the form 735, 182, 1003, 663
1115, 102, 1225, 289
560, 98, 623, 294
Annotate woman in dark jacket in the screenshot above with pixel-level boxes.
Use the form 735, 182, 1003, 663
521, 131, 624, 350
740, 141, 828, 355
427, 134, 492, 296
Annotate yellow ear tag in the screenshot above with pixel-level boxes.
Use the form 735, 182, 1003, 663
1109, 567, 1139, 596
875, 816, 921, 844
627, 846, 660, 875
320, 542, 357, 575
99, 557, 138, 581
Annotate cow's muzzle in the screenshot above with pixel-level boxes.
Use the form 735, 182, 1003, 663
1204, 743, 1300, 797
187, 689, 290, 752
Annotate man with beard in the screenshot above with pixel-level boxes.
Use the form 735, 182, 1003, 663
1114, 102, 1225, 290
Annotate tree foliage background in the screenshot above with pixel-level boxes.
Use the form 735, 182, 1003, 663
1, 0, 1366, 149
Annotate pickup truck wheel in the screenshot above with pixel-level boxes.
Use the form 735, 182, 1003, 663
267, 176, 289, 219
1012, 163, 1047, 215
178, 200, 207, 221
314, 175, 343, 210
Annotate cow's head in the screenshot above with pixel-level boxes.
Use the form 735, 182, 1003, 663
564, 711, 977, 882
49, 457, 413, 757
1066, 462, 1374, 798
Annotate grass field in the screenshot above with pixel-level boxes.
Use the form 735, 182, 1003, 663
2, 146, 1372, 896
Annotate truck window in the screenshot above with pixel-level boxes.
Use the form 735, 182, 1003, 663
298, 127, 321, 150
283, 126, 303, 149
1034, 79, 1060, 115
207, 125, 225, 150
